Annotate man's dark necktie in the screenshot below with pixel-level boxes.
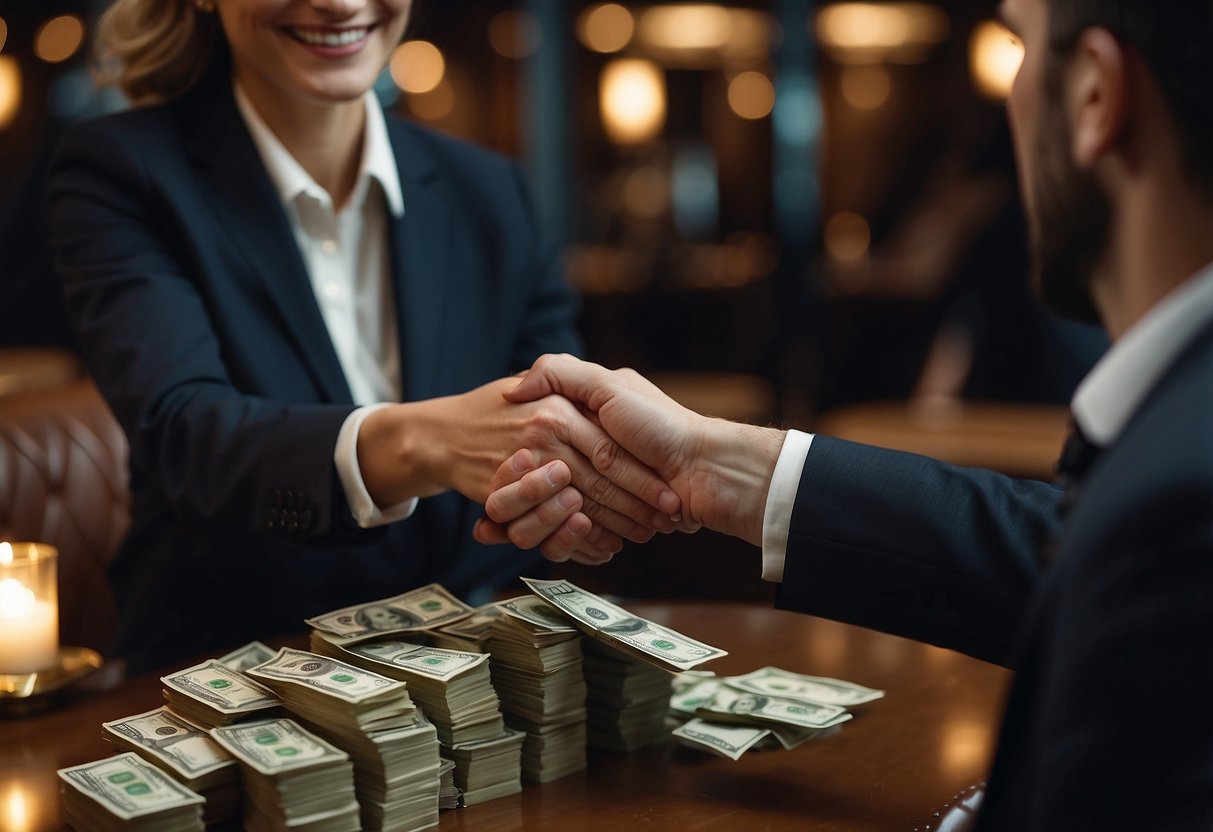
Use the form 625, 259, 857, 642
1056, 418, 1103, 520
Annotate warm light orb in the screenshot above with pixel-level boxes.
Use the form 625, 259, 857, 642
816, 2, 949, 64
0, 18, 8, 54
639, 4, 732, 52
727, 71, 775, 120
825, 211, 871, 263
840, 64, 891, 110
970, 20, 1024, 100
34, 15, 85, 64
578, 3, 635, 54
389, 40, 445, 95
488, 10, 542, 59
0, 542, 10, 565
4, 785, 30, 832
600, 58, 666, 145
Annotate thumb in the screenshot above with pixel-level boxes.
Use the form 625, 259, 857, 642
502, 353, 600, 405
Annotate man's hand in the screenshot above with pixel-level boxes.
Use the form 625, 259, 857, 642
474, 355, 787, 559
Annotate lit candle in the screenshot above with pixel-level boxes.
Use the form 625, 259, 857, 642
0, 543, 59, 674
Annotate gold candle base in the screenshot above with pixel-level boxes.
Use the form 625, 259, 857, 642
0, 646, 102, 717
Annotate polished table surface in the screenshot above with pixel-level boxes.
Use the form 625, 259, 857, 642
0, 601, 1011, 832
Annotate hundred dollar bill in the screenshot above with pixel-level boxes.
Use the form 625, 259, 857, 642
305, 583, 473, 643
210, 718, 349, 775
162, 660, 281, 715
103, 707, 235, 780
217, 640, 277, 673
521, 577, 726, 671
726, 666, 885, 707
498, 595, 577, 633
430, 602, 504, 650
325, 635, 490, 682
696, 685, 852, 730
58, 752, 205, 819
245, 647, 406, 704
672, 718, 769, 761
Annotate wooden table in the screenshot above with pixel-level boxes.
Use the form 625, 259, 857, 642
0, 601, 1010, 831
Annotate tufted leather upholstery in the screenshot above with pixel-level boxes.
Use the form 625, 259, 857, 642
0, 380, 130, 653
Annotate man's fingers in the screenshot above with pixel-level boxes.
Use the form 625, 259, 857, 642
485, 459, 572, 523
503, 353, 605, 405
561, 416, 682, 519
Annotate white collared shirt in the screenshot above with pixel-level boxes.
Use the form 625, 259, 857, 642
760, 262, 1213, 582
234, 84, 416, 528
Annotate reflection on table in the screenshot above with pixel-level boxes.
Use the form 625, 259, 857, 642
0, 601, 1010, 832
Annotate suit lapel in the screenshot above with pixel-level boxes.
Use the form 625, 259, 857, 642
385, 118, 453, 403
180, 75, 353, 404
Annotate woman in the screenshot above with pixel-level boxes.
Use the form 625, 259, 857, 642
47, 0, 677, 672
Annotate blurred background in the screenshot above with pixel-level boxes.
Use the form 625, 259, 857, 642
0, 1, 1108, 599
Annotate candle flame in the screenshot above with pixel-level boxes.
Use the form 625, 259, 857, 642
4, 784, 29, 832
0, 542, 11, 565
0, 578, 35, 619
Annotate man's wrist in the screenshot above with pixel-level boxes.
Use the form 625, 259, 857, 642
698, 420, 786, 546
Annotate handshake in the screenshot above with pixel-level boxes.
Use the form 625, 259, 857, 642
469, 354, 788, 564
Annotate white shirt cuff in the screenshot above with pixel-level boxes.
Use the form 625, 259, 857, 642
335, 404, 419, 529
761, 429, 815, 583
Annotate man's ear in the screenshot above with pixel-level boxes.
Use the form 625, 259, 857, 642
1066, 27, 1129, 169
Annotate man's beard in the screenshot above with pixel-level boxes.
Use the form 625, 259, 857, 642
1026, 89, 1109, 326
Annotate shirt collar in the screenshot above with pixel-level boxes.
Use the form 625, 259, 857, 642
1072, 261, 1213, 447
233, 82, 405, 218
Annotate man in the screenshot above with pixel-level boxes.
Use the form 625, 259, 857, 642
476, 0, 1213, 828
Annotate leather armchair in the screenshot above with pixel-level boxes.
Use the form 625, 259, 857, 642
0, 380, 130, 653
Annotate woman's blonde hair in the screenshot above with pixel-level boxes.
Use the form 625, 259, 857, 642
95, 0, 223, 106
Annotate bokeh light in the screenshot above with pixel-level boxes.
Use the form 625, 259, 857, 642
489, 10, 542, 60
0, 56, 20, 131
389, 40, 445, 95
840, 65, 891, 110
825, 211, 872, 263
727, 71, 775, 120
600, 58, 666, 145
970, 20, 1024, 100
578, 3, 635, 54
34, 15, 85, 64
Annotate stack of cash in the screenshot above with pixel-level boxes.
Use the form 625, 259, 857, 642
305, 584, 474, 649
436, 759, 460, 810
246, 648, 441, 831
520, 578, 729, 753
217, 640, 278, 673
670, 667, 885, 759
210, 718, 360, 832
102, 707, 241, 826
439, 728, 525, 805
58, 752, 206, 832
485, 596, 588, 781
582, 638, 673, 751
308, 632, 505, 747
429, 602, 503, 652
160, 660, 282, 729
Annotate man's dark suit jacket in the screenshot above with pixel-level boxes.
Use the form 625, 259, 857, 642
47, 71, 580, 674
780, 319, 1213, 830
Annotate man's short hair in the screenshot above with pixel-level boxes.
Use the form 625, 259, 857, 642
1046, 0, 1213, 201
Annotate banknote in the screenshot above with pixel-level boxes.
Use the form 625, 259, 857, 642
672, 719, 770, 761
58, 752, 206, 819
726, 666, 885, 707
161, 660, 281, 715
210, 718, 350, 775
217, 640, 277, 673
498, 595, 577, 633
522, 578, 727, 671
696, 685, 852, 730
333, 638, 490, 682
669, 677, 725, 716
103, 707, 235, 780
245, 648, 406, 704
305, 583, 473, 643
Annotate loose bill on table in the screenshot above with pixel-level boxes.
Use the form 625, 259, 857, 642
521, 577, 727, 672
305, 583, 473, 644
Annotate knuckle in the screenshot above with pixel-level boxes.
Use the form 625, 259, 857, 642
590, 435, 624, 475
507, 524, 535, 550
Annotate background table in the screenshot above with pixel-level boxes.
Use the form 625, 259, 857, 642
0, 601, 1010, 831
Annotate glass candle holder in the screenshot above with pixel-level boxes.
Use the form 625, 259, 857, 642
0, 542, 59, 674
